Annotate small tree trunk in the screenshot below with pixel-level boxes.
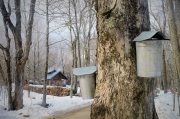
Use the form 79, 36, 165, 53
174, 1, 180, 113
161, 79, 164, 90
86, 0, 93, 66
70, 68, 74, 98
175, 0, 180, 47
70, 42, 75, 98
33, 45, 36, 84
13, 63, 24, 109
70, 51, 74, 97
38, 39, 40, 81
73, 43, 78, 92
178, 91, 180, 114
166, 0, 180, 82
72, 0, 81, 68
42, 0, 49, 107
163, 49, 168, 93
6, 52, 12, 111
173, 88, 176, 111
167, 0, 180, 113
68, 0, 77, 98
161, 0, 167, 34
77, 39, 81, 67
26, 60, 30, 98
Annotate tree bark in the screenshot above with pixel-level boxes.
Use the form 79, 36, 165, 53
91, 0, 158, 118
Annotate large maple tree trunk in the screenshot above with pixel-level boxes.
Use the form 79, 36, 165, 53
91, 0, 158, 119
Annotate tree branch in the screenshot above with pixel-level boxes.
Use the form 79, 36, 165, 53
48, 39, 66, 46
7, 0, 11, 15
0, 0, 15, 34
23, 0, 36, 62
0, 44, 6, 50
15, 0, 21, 31
3, 17, 11, 50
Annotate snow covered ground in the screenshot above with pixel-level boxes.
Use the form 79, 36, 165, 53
0, 86, 180, 119
0, 86, 93, 119
155, 90, 180, 119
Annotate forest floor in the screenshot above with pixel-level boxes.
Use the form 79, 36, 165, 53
0, 86, 180, 119
0, 86, 93, 119
155, 89, 180, 119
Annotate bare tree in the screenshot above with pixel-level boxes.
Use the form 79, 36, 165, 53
42, 0, 49, 107
0, 0, 36, 110
166, 0, 180, 114
149, 0, 169, 93
0, 15, 12, 110
81, 0, 96, 67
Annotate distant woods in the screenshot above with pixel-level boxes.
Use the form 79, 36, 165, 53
0, 0, 96, 110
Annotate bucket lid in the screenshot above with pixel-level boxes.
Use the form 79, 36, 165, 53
133, 31, 170, 42
73, 66, 96, 76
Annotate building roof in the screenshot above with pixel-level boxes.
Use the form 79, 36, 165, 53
133, 31, 170, 42
73, 66, 96, 76
41, 70, 67, 80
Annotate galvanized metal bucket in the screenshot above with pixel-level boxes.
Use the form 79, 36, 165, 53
73, 66, 96, 100
133, 31, 170, 78
79, 74, 95, 99
136, 40, 162, 77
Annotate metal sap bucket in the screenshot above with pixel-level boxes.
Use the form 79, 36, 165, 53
136, 40, 162, 77
133, 31, 170, 77
79, 74, 95, 99
73, 66, 96, 100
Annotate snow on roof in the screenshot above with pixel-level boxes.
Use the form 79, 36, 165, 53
133, 31, 170, 42
73, 66, 96, 76
41, 71, 60, 80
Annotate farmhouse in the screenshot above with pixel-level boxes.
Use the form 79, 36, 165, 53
41, 70, 68, 86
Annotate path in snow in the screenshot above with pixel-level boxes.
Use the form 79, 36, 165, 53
0, 87, 93, 119
1, 86, 180, 119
